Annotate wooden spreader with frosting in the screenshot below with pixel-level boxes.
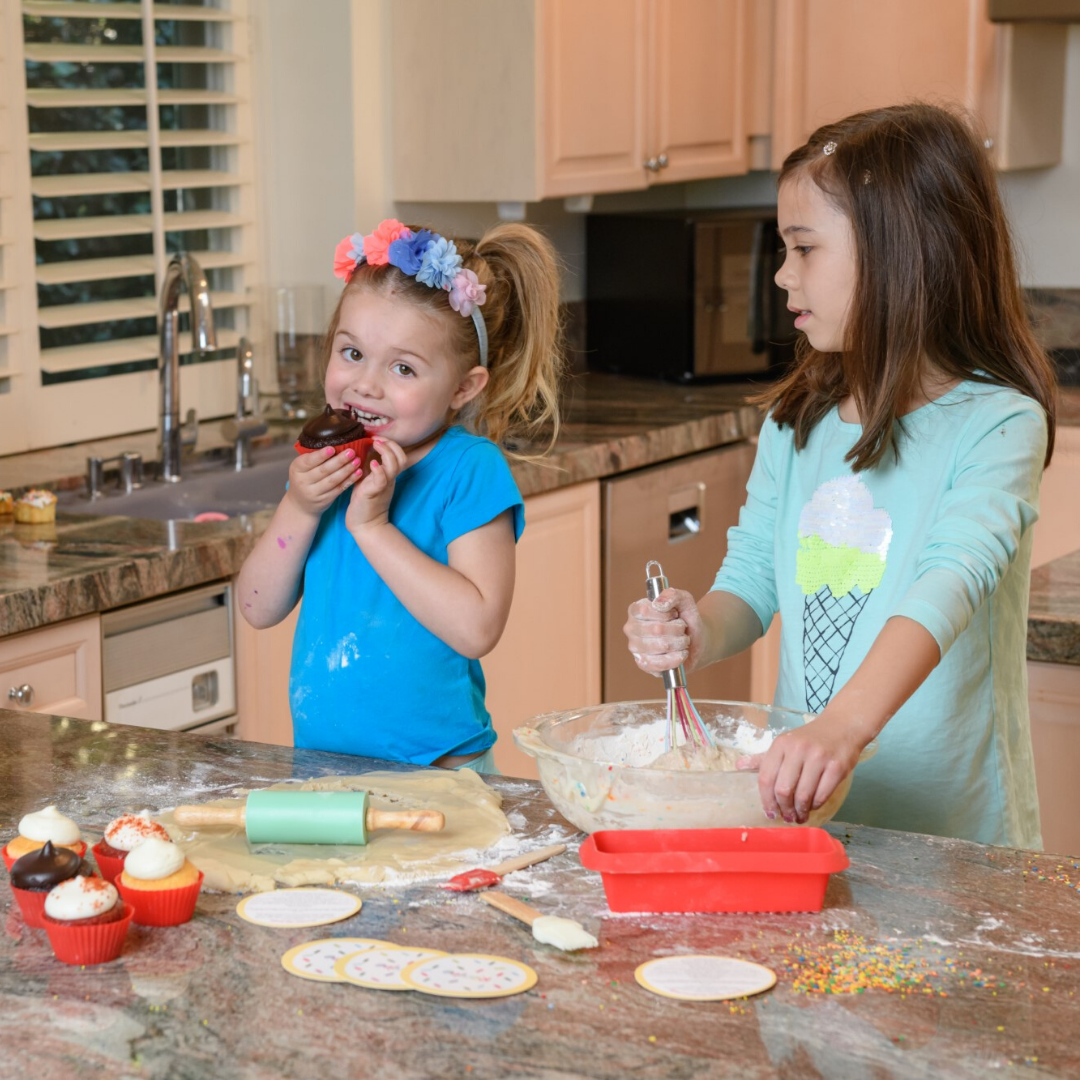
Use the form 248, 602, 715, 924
173, 790, 445, 846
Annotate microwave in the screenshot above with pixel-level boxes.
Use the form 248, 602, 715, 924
585, 208, 798, 382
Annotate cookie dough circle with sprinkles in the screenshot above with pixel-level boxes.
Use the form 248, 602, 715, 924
635, 956, 776, 1001
401, 953, 538, 999
335, 947, 448, 990
281, 938, 395, 982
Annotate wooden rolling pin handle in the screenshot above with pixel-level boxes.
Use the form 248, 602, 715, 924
173, 805, 246, 827
487, 843, 567, 878
480, 891, 542, 927
365, 808, 445, 833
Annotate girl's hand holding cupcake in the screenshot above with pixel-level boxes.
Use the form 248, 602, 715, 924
345, 436, 405, 536
286, 445, 364, 518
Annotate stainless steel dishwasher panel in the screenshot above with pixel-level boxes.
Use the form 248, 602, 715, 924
602, 442, 756, 703
101, 581, 236, 732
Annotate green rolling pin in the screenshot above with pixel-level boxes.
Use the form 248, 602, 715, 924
173, 790, 445, 845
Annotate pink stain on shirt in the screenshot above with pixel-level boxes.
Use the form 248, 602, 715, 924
277, 536, 287, 549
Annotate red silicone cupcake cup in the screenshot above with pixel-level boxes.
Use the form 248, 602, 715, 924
91, 841, 126, 885
294, 437, 375, 473
44, 903, 134, 966
3, 839, 86, 872
11, 886, 49, 929
116, 871, 203, 927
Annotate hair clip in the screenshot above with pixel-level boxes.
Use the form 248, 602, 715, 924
822, 141, 838, 156
862, 170, 872, 185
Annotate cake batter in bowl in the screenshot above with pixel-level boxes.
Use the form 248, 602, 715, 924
513, 700, 877, 834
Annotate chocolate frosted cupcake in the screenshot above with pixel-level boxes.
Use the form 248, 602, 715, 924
294, 405, 375, 472
10, 841, 93, 928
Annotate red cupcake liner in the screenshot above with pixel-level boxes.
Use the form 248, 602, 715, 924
3, 839, 86, 872
44, 902, 134, 966
11, 886, 49, 929
294, 437, 375, 474
116, 870, 203, 927
91, 841, 126, 885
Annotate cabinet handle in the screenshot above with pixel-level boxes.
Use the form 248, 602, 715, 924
8, 684, 34, 707
657, 152, 669, 169
644, 156, 661, 172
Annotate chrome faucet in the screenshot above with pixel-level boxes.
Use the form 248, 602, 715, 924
159, 252, 217, 482
221, 336, 268, 470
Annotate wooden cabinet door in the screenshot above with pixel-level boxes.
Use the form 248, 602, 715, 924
484, 481, 602, 779
649, 0, 749, 183
539, 0, 650, 197
0, 614, 102, 720
771, 0, 988, 169
234, 598, 298, 747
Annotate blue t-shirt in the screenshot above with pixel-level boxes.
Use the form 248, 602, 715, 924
289, 426, 525, 764
712, 381, 1047, 848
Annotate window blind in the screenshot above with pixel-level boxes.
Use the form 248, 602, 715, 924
1, 0, 259, 453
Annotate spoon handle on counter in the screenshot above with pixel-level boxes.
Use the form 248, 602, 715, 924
480, 891, 542, 927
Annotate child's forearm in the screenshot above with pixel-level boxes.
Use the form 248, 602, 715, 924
236, 494, 320, 628
692, 590, 768, 670
824, 615, 941, 744
351, 519, 513, 659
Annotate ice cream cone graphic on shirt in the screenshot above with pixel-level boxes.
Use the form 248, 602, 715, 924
796, 477, 893, 713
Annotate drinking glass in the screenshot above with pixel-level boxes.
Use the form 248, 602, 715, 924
273, 284, 326, 419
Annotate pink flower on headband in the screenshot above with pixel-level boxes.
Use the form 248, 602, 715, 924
447, 269, 486, 317
333, 233, 364, 281
363, 219, 410, 267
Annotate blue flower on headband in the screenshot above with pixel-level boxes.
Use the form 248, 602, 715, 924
387, 229, 434, 276
415, 235, 462, 290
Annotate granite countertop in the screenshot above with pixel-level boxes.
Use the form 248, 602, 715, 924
1028, 548, 1080, 666
0, 374, 760, 636
1, 710, 1078, 1079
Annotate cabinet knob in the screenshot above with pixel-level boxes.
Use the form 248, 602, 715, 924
8, 683, 34, 707
657, 152, 669, 169
644, 157, 661, 172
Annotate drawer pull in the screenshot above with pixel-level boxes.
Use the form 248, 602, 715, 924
8, 684, 34, 707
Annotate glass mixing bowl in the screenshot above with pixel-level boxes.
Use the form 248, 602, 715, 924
513, 700, 877, 834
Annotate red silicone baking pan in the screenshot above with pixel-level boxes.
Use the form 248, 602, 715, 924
578, 827, 849, 913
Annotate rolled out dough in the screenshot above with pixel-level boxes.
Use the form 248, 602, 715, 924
157, 769, 510, 893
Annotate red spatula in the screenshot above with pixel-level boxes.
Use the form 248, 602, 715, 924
440, 843, 567, 892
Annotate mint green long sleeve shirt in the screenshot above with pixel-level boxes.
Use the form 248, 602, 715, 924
712, 380, 1047, 849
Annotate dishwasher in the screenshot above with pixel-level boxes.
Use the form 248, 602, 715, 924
101, 581, 237, 735
602, 441, 757, 703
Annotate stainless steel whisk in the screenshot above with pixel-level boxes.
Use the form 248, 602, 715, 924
645, 560, 715, 751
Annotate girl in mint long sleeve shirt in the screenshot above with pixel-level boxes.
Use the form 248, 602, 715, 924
625, 104, 1056, 847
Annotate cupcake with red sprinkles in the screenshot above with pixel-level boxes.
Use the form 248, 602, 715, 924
42, 875, 133, 965
93, 810, 172, 883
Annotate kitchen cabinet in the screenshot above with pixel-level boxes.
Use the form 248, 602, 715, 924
1031, 425, 1080, 571
484, 480, 602, 779
0, 614, 102, 721
1028, 659, 1080, 856
233, 597, 298, 748
389, 0, 750, 202
770, 0, 1067, 171
230, 481, 603, 774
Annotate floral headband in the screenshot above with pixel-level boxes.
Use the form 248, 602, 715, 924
333, 219, 489, 368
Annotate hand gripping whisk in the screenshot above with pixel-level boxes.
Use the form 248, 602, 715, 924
645, 560, 715, 752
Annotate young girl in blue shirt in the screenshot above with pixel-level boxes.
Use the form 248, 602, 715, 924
625, 104, 1058, 848
239, 219, 564, 772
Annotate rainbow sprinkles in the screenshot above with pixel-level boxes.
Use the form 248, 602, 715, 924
333, 218, 489, 367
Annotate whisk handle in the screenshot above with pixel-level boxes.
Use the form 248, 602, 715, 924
646, 560, 688, 690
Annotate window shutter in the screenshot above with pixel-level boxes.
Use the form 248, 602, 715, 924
5, 0, 260, 452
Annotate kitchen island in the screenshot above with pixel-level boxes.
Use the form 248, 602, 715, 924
2, 709, 1078, 1080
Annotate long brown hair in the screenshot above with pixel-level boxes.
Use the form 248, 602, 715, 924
757, 102, 1056, 469
324, 222, 565, 459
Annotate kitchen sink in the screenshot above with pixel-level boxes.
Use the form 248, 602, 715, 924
58, 443, 294, 522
